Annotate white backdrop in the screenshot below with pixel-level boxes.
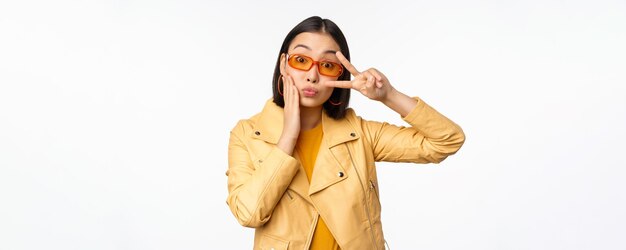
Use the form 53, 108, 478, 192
1, 0, 625, 249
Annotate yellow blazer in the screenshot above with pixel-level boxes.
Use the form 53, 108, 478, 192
227, 97, 465, 250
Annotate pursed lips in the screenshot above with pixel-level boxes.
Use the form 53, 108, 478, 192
302, 87, 318, 97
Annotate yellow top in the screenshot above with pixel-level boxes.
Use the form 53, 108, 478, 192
295, 122, 341, 250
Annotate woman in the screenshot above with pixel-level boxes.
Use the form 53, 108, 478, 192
226, 16, 465, 250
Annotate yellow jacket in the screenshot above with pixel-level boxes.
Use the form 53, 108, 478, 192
227, 97, 465, 250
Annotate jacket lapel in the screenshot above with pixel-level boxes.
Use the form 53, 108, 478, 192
308, 110, 360, 195
253, 99, 283, 144
252, 100, 360, 198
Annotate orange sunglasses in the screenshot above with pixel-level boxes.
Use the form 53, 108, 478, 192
286, 53, 344, 77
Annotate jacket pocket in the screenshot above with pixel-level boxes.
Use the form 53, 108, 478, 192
258, 234, 289, 250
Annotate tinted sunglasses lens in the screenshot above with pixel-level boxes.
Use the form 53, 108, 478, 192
319, 62, 343, 77
288, 55, 312, 70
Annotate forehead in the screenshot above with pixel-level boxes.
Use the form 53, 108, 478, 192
289, 32, 340, 53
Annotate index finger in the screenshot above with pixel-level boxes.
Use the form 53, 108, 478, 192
323, 80, 353, 89
336, 51, 360, 77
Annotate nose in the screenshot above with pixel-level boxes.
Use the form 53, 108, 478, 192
306, 64, 319, 84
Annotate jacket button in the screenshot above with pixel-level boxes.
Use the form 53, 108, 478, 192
338, 171, 344, 177
255, 131, 260, 136
350, 132, 356, 137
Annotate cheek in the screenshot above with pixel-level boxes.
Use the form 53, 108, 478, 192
286, 68, 306, 84
286, 66, 307, 77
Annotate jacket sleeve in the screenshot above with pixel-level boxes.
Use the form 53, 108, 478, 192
226, 121, 299, 228
360, 97, 465, 163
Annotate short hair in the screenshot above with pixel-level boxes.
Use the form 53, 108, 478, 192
272, 16, 351, 120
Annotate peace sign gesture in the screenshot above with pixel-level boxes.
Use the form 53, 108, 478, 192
323, 51, 394, 102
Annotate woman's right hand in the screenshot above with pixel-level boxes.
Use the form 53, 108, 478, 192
276, 74, 300, 155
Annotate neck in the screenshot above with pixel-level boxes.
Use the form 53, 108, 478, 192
299, 105, 323, 131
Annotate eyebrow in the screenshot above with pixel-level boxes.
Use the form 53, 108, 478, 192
292, 44, 338, 55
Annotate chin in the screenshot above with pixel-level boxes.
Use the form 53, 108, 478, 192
299, 98, 326, 108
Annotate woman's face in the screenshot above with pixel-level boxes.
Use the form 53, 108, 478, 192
280, 32, 342, 108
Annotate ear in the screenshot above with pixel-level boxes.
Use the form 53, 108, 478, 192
279, 53, 288, 76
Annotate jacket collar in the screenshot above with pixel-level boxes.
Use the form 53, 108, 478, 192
252, 99, 360, 147
253, 99, 360, 198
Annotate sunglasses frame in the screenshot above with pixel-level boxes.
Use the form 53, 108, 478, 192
286, 53, 344, 77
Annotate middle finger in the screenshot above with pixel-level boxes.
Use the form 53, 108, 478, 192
336, 51, 361, 77
288, 76, 298, 106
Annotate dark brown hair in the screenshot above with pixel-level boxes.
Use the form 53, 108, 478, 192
272, 16, 351, 119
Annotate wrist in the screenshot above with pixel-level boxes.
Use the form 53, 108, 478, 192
277, 133, 298, 155
380, 88, 417, 117
380, 87, 399, 105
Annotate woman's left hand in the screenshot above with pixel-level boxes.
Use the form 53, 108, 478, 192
323, 51, 395, 102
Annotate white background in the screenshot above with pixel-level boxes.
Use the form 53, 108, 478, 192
1, 0, 625, 249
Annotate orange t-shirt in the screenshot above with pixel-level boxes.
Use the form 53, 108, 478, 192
295, 123, 341, 250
